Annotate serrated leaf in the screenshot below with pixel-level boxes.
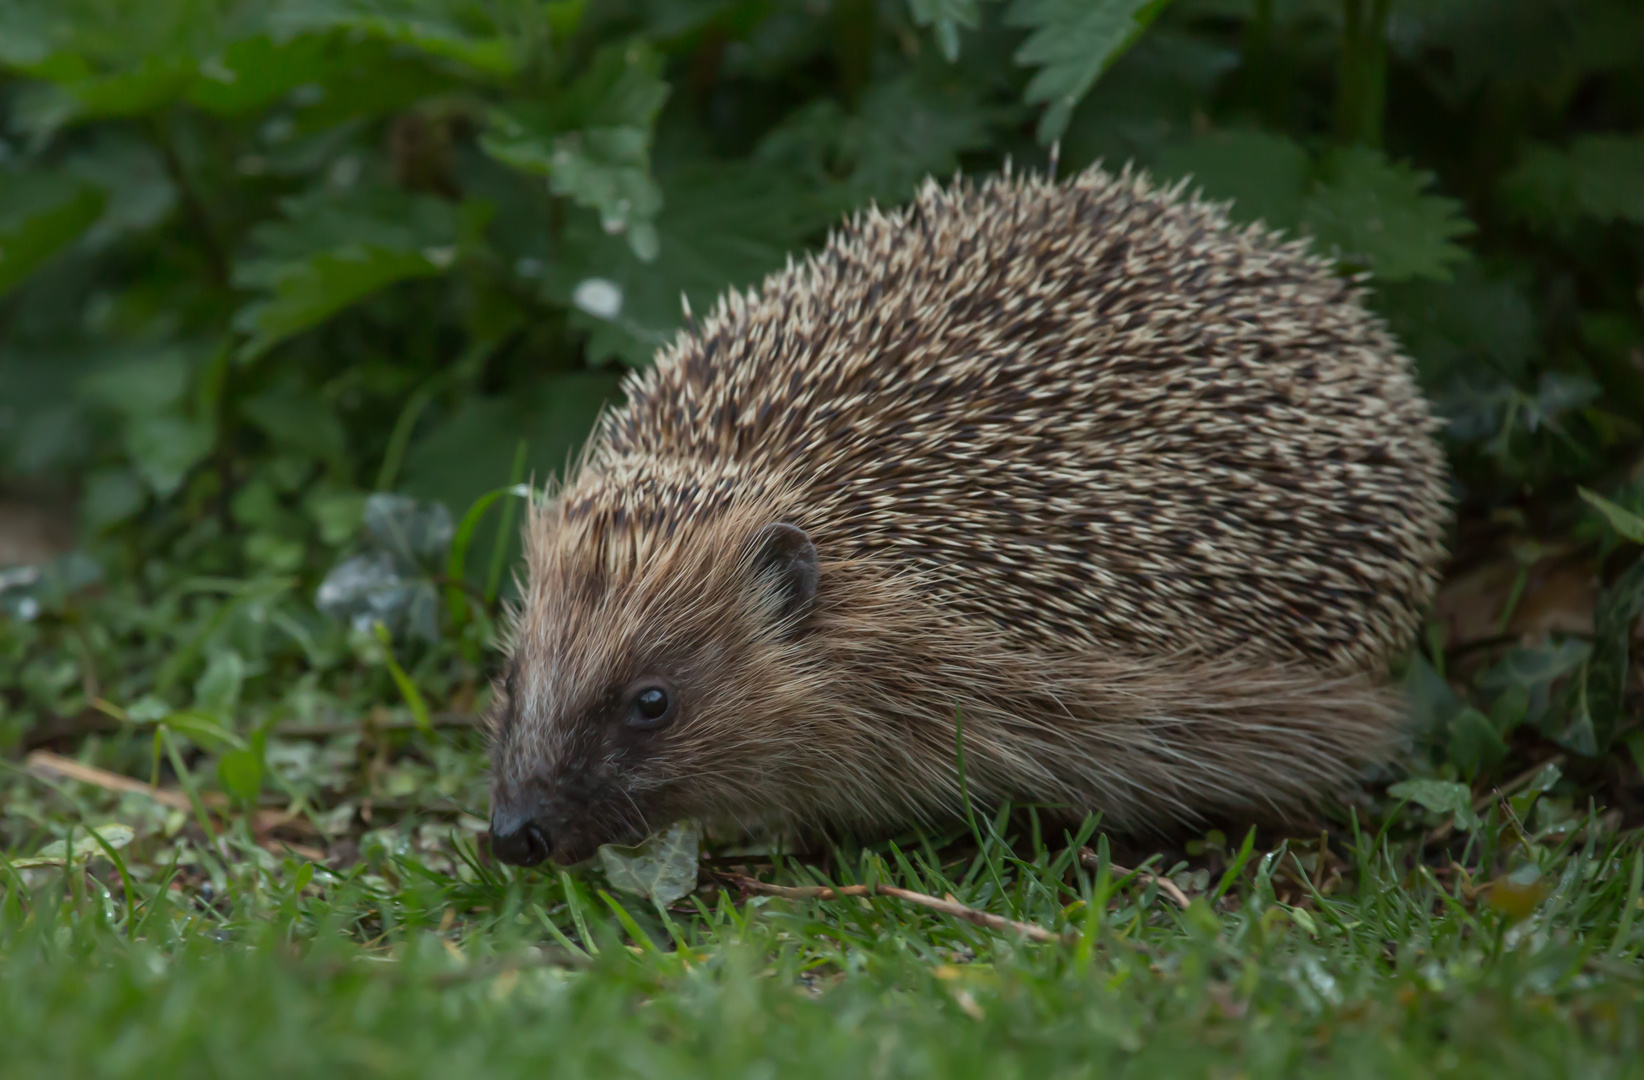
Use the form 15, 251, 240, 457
541, 159, 836, 366
0, 171, 105, 295
232, 189, 475, 361
481, 41, 668, 259
840, 74, 1002, 205
908, 0, 981, 61
1503, 134, 1644, 228
1153, 129, 1311, 231
1300, 147, 1474, 282
598, 821, 700, 907
1006, 0, 1175, 144
1580, 487, 1644, 545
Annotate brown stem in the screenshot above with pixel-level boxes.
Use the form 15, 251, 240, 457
720, 873, 1075, 945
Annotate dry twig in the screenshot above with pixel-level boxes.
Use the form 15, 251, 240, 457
25, 750, 318, 852
720, 872, 1075, 945
1077, 848, 1194, 908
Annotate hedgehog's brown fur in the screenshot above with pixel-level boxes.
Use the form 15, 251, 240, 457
488, 164, 1452, 865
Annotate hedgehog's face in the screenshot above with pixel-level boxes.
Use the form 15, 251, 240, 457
486, 514, 821, 867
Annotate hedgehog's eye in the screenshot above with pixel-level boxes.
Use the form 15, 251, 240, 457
622, 680, 675, 730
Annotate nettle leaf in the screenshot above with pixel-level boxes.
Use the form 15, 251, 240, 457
1300, 147, 1475, 283
1502, 134, 1644, 229
1007, 0, 1176, 144
0, 170, 106, 296
838, 74, 1003, 205
1376, 266, 1538, 388
1153, 129, 1312, 232
482, 41, 669, 260
232, 189, 482, 361
908, 0, 982, 61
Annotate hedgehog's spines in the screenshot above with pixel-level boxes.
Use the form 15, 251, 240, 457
508, 163, 1452, 847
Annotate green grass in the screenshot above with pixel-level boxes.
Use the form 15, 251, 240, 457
2, 736, 1641, 1078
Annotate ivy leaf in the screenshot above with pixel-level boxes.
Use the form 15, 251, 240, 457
1503, 134, 1644, 229
598, 820, 701, 907
1007, 0, 1176, 144
481, 41, 669, 260
1300, 147, 1475, 282
232, 189, 482, 362
908, 0, 982, 61
0, 170, 105, 296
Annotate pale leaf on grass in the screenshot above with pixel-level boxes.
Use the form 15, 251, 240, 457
13, 824, 135, 869
598, 821, 701, 907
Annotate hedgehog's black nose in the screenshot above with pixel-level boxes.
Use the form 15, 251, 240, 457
489, 817, 550, 867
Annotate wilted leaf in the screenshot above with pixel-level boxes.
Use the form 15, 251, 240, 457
11, 824, 135, 869
1484, 864, 1547, 923
598, 821, 701, 907
1301, 147, 1475, 282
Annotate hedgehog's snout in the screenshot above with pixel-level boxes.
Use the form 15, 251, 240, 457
489, 793, 552, 867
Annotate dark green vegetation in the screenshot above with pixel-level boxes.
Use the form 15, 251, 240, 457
1, 0, 1642, 1075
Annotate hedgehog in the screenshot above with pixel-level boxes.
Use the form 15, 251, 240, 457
485, 164, 1452, 867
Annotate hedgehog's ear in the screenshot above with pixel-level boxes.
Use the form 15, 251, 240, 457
747, 522, 818, 632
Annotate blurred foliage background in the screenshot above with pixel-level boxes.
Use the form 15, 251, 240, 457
0, 0, 1641, 833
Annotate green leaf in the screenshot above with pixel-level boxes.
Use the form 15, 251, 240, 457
908, 0, 981, 61
1447, 706, 1508, 779
1579, 487, 1644, 545
1387, 778, 1479, 832
232, 189, 475, 361
125, 414, 214, 497
1300, 147, 1475, 282
482, 42, 669, 260
194, 649, 245, 716
217, 748, 264, 804
1153, 129, 1311, 231
268, 0, 537, 76
0, 171, 105, 296
373, 622, 432, 733
1578, 558, 1644, 755
1503, 134, 1644, 228
81, 469, 146, 531
1007, 0, 1176, 144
